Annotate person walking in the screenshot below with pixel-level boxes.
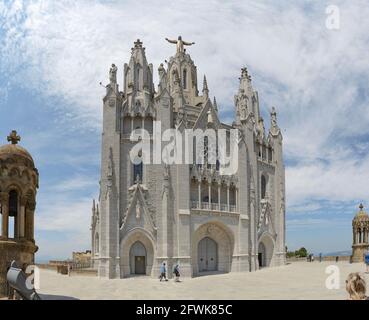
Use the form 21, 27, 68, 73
159, 262, 168, 282
173, 264, 181, 282
319, 253, 322, 263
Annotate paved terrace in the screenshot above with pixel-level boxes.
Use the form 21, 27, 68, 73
37, 261, 369, 300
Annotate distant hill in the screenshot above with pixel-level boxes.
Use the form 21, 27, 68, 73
322, 250, 351, 257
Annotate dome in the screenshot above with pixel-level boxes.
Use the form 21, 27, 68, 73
354, 203, 369, 221
0, 131, 34, 166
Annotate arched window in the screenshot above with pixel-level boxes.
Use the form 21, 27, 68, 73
183, 69, 187, 89
9, 190, 18, 238
261, 175, 267, 199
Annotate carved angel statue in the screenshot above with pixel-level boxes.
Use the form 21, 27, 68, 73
109, 64, 118, 84
165, 36, 195, 54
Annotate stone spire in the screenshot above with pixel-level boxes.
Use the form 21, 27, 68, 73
239, 67, 252, 93
213, 97, 218, 112
203, 75, 209, 101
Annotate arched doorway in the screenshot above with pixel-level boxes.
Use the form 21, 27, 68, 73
198, 237, 218, 272
258, 242, 266, 267
192, 222, 234, 275
129, 241, 147, 275
258, 234, 275, 268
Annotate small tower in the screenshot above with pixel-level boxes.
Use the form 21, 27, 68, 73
0, 131, 39, 297
352, 204, 369, 263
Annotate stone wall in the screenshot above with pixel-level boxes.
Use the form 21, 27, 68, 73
0, 240, 36, 297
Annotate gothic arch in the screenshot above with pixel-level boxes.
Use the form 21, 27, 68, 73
120, 227, 155, 278
192, 221, 235, 276
258, 232, 275, 268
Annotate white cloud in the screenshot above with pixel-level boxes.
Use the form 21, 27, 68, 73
37, 197, 92, 233
49, 175, 98, 193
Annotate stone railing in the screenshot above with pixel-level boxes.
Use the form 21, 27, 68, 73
191, 201, 237, 213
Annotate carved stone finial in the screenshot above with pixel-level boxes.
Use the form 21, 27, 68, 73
240, 67, 251, 81
359, 203, 364, 211
134, 39, 143, 48
7, 130, 21, 145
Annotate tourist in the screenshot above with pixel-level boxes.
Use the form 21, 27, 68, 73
173, 264, 181, 282
159, 262, 168, 282
365, 250, 369, 273
335, 256, 339, 263
346, 273, 368, 300
319, 253, 322, 263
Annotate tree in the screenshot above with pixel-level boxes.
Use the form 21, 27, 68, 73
295, 247, 308, 258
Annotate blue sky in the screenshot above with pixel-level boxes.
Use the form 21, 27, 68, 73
1, 0, 369, 261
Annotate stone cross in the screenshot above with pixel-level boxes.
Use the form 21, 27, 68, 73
7, 130, 21, 145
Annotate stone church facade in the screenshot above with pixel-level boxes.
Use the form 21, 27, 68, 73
91, 38, 286, 279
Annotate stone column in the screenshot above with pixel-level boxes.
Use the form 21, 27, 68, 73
353, 228, 356, 245
208, 183, 211, 208
26, 202, 36, 241
198, 180, 201, 208
218, 184, 221, 210
19, 197, 27, 238
227, 185, 230, 212
0, 192, 9, 239
236, 188, 238, 212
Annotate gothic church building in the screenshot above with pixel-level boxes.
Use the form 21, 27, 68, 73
91, 38, 286, 278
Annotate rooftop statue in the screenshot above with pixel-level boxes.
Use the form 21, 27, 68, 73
165, 36, 195, 54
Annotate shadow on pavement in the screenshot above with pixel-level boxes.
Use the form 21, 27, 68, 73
38, 294, 79, 300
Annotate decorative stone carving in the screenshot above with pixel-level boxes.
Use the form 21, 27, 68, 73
135, 203, 141, 220
109, 64, 117, 85
165, 36, 195, 54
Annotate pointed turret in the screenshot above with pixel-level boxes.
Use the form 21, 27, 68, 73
235, 67, 260, 124
202, 75, 209, 101
213, 97, 218, 112
239, 67, 252, 93
123, 39, 154, 115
